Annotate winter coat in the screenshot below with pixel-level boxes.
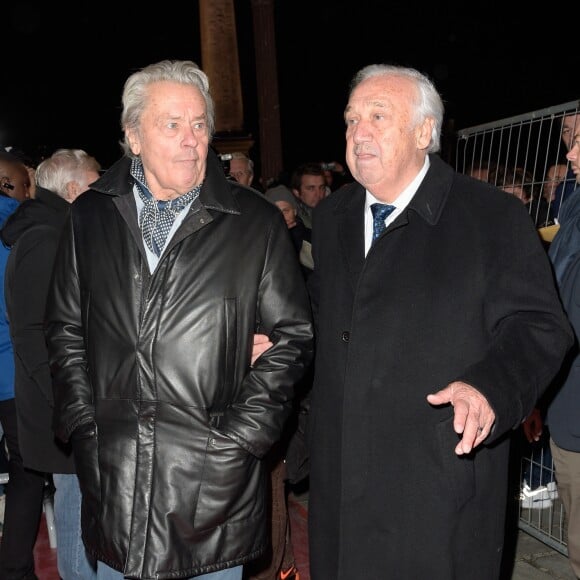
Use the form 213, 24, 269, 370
546, 186, 580, 451
2, 186, 75, 472
0, 194, 20, 402
45, 151, 314, 579
306, 154, 573, 580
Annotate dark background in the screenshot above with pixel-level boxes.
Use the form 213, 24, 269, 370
1, 1, 576, 174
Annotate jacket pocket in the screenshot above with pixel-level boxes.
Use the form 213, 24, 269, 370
193, 428, 262, 531
436, 417, 475, 511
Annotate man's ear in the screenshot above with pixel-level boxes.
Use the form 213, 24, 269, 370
416, 117, 435, 151
65, 181, 80, 202
126, 129, 141, 155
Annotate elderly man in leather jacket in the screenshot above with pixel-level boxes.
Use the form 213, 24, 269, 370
44, 60, 314, 580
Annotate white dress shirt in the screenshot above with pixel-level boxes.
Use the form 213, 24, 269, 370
364, 157, 430, 256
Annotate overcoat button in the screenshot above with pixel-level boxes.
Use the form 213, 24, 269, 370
341, 331, 350, 343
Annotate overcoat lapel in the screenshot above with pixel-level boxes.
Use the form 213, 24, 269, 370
336, 184, 366, 291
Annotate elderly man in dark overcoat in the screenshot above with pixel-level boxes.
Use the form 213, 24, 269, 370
304, 64, 573, 579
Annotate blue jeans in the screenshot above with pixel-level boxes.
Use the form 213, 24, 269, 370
97, 562, 243, 579
53, 473, 97, 579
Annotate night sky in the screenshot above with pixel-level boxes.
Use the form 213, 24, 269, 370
2, 1, 576, 175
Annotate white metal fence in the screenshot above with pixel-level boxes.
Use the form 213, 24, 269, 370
455, 100, 579, 230
454, 100, 580, 555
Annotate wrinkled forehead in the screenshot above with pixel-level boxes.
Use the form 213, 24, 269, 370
346, 75, 416, 114
145, 81, 207, 116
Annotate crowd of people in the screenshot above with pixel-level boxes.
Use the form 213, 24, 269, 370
0, 58, 579, 580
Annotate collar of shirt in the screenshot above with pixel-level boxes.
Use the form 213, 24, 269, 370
364, 156, 430, 255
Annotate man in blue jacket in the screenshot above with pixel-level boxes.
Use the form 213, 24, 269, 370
529, 119, 580, 578
0, 150, 38, 579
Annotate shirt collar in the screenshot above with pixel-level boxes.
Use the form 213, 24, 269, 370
365, 156, 430, 211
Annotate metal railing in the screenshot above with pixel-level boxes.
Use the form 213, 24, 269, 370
517, 436, 567, 555
455, 100, 579, 229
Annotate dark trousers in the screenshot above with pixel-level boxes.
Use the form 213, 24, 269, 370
0, 398, 46, 580
245, 443, 295, 580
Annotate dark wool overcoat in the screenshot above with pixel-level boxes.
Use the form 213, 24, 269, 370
307, 154, 573, 580
45, 151, 314, 579
2, 187, 75, 473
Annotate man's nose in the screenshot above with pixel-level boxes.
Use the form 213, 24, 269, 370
352, 121, 371, 143
182, 126, 199, 146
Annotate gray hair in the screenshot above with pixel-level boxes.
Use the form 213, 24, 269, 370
36, 149, 101, 198
230, 151, 254, 174
350, 64, 444, 154
120, 60, 215, 158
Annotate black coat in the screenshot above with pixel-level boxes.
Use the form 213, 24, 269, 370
546, 186, 580, 451
306, 155, 573, 580
2, 186, 75, 473
45, 152, 314, 579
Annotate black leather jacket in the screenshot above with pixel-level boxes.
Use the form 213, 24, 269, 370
45, 151, 314, 579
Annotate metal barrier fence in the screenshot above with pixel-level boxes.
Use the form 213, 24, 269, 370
454, 100, 580, 554
455, 100, 579, 229
518, 434, 567, 555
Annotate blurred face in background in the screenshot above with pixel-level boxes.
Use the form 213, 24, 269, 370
469, 167, 490, 182
543, 163, 568, 202
503, 183, 530, 203
274, 200, 298, 228
293, 174, 326, 208
229, 157, 253, 186
0, 158, 32, 201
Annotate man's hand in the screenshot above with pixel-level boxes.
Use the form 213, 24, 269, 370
522, 407, 543, 443
427, 381, 496, 455
251, 333, 273, 366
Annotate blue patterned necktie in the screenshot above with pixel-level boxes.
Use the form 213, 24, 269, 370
137, 183, 202, 256
371, 202, 395, 243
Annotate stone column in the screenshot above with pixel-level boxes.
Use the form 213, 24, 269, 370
199, 0, 254, 155
251, 0, 283, 188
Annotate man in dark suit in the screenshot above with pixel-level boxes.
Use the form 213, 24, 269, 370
304, 64, 573, 579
